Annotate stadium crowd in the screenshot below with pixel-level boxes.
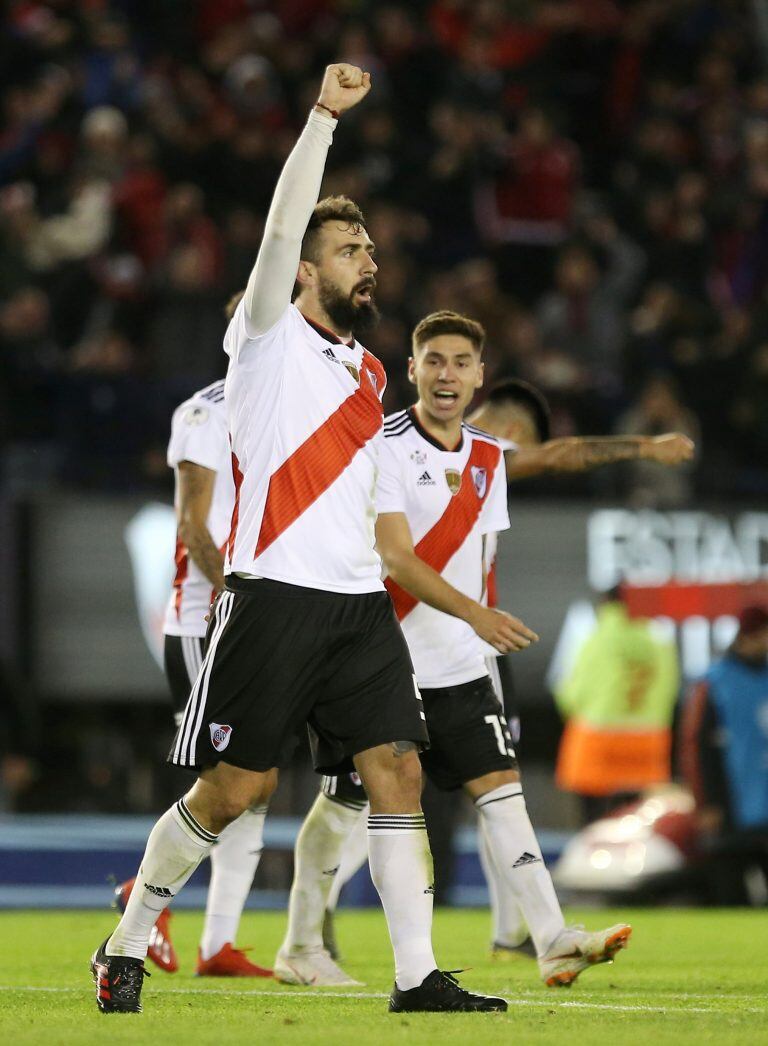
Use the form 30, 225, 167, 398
2, 0, 768, 500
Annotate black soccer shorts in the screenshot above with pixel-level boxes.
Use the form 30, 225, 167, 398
164, 634, 205, 727
168, 577, 428, 775
418, 674, 518, 792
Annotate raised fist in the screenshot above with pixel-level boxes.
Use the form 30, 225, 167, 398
316, 64, 371, 115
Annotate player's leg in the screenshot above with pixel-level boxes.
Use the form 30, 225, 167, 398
481, 655, 531, 957
307, 594, 506, 1012
470, 766, 631, 985
112, 633, 205, 974
93, 583, 309, 1012
93, 761, 275, 1012
323, 790, 370, 958
276, 775, 367, 984
450, 680, 630, 986
107, 762, 276, 958
477, 817, 534, 957
198, 798, 272, 975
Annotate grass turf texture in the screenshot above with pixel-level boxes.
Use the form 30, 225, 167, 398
0, 908, 766, 1044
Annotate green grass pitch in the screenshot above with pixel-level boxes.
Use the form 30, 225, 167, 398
0, 907, 766, 1044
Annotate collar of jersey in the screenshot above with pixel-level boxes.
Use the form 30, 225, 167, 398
407, 406, 464, 453
301, 311, 355, 349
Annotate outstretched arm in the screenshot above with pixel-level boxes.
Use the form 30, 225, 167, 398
243, 64, 371, 336
506, 433, 695, 481
375, 512, 538, 654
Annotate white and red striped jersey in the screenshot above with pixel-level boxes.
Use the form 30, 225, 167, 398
376, 408, 510, 688
163, 380, 233, 638
223, 300, 387, 593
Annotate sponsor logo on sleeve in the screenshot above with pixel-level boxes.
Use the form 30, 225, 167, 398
184, 406, 209, 426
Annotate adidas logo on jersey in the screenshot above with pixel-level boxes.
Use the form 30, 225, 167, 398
322, 347, 337, 360
512, 851, 541, 868
417, 470, 435, 486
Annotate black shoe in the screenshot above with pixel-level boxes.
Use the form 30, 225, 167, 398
91, 937, 151, 1013
389, 969, 507, 1013
322, 908, 341, 961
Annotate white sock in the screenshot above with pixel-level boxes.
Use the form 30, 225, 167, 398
200, 804, 268, 960
478, 819, 529, 947
368, 813, 437, 991
281, 793, 362, 955
107, 797, 217, 960
475, 783, 564, 957
326, 803, 369, 912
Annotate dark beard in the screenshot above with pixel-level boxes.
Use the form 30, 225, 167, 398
318, 277, 380, 336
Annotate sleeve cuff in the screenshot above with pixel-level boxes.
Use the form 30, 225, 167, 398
309, 108, 338, 131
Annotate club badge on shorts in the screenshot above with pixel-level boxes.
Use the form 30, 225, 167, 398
209, 723, 233, 752
471, 465, 487, 498
444, 468, 462, 495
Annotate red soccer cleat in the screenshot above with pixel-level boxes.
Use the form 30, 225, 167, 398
196, 943, 274, 978
114, 877, 179, 973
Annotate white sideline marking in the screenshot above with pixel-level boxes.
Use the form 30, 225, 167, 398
1, 985, 766, 1015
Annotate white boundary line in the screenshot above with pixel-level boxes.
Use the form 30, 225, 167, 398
1, 986, 766, 1016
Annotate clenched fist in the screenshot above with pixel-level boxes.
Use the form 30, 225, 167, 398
316, 64, 371, 115
644, 433, 695, 466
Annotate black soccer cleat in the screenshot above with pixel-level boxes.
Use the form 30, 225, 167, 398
389, 969, 508, 1013
91, 937, 150, 1013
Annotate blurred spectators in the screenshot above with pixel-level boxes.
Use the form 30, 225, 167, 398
2, 1, 768, 495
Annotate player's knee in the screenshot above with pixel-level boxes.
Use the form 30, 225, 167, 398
387, 746, 423, 801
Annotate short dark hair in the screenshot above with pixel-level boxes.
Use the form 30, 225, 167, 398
412, 310, 485, 354
486, 379, 551, 442
300, 195, 367, 265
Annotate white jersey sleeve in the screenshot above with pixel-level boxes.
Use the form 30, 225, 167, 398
167, 397, 229, 473
163, 381, 235, 638
238, 110, 337, 344
374, 432, 408, 515
479, 451, 510, 535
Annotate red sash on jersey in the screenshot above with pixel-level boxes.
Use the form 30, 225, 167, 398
226, 450, 245, 564
172, 536, 187, 618
254, 350, 386, 557
385, 439, 501, 620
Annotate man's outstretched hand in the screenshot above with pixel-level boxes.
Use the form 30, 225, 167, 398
316, 64, 372, 115
644, 433, 695, 466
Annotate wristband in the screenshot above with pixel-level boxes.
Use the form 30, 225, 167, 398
314, 102, 339, 120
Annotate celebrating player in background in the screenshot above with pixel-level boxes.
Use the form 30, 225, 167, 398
92, 65, 511, 1016
468, 379, 693, 959
115, 353, 272, 978
279, 311, 630, 989
313, 376, 694, 970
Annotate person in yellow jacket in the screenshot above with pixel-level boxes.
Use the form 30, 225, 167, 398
555, 588, 680, 823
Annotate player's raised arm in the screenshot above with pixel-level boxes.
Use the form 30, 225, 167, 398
375, 512, 538, 654
242, 64, 371, 336
504, 432, 695, 480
